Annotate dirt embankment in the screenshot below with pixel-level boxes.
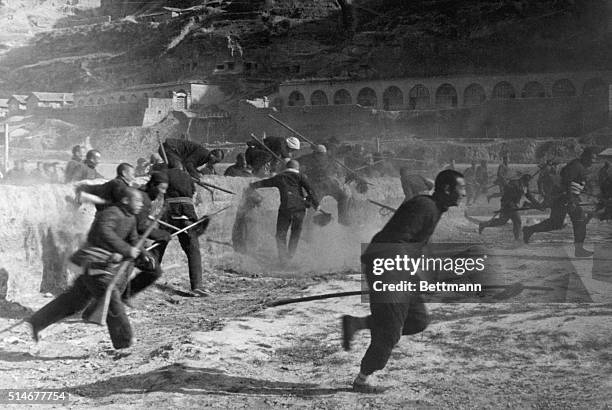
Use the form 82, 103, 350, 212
0, 175, 405, 305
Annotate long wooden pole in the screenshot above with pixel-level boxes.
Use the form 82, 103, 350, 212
85, 201, 166, 325
266, 284, 553, 307
250, 133, 283, 162
267, 114, 374, 186
4, 123, 8, 174
157, 131, 234, 195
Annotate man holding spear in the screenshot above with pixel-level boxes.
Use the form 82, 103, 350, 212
523, 147, 598, 257
478, 174, 542, 241
26, 187, 149, 349
158, 137, 224, 180
151, 164, 209, 296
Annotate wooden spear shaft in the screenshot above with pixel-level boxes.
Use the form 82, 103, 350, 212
267, 114, 374, 186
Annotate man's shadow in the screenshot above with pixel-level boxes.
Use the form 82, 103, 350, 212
67, 363, 349, 397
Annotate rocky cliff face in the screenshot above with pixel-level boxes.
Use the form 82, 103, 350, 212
1, 0, 609, 96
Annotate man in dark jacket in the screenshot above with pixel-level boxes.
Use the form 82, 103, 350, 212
124, 172, 171, 300
84, 150, 104, 179
479, 174, 541, 241
249, 159, 319, 264
297, 145, 349, 224
151, 165, 207, 296
64, 145, 87, 183
523, 147, 598, 257
159, 138, 223, 179
487, 153, 510, 202
224, 153, 252, 177
342, 169, 466, 393
27, 188, 144, 349
245, 136, 301, 176
76, 163, 135, 212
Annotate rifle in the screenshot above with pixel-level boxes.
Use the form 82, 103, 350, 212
267, 114, 374, 187
85, 201, 165, 325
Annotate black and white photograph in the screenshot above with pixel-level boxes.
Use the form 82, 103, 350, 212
0, 0, 611, 408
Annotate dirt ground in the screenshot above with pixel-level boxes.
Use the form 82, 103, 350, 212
1, 203, 612, 409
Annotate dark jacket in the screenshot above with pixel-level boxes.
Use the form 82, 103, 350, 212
264, 136, 290, 158
137, 187, 171, 242
87, 204, 138, 258
224, 164, 252, 177
251, 169, 319, 212
362, 195, 444, 264
296, 153, 338, 184
501, 179, 539, 210
79, 176, 130, 212
163, 138, 211, 178
245, 144, 272, 172
560, 159, 587, 194
165, 168, 197, 221
166, 168, 195, 198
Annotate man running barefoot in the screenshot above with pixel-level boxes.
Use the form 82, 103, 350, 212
342, 169, 466, 393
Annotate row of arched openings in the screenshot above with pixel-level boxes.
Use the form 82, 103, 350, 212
287, 78, 607, 109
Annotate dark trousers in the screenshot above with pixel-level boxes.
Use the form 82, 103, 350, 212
28, 273, 132, 349
125, 254, 163, 297
529, 198, 586, 243
360, 290, 428, 376
316, 179, 350, 225
153, 232, 202, 290
482, 208, 522, 239
276, 208, 305, 262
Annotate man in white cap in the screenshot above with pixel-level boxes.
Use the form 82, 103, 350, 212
297, 144, 350, 224
263, 135, 301, 172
